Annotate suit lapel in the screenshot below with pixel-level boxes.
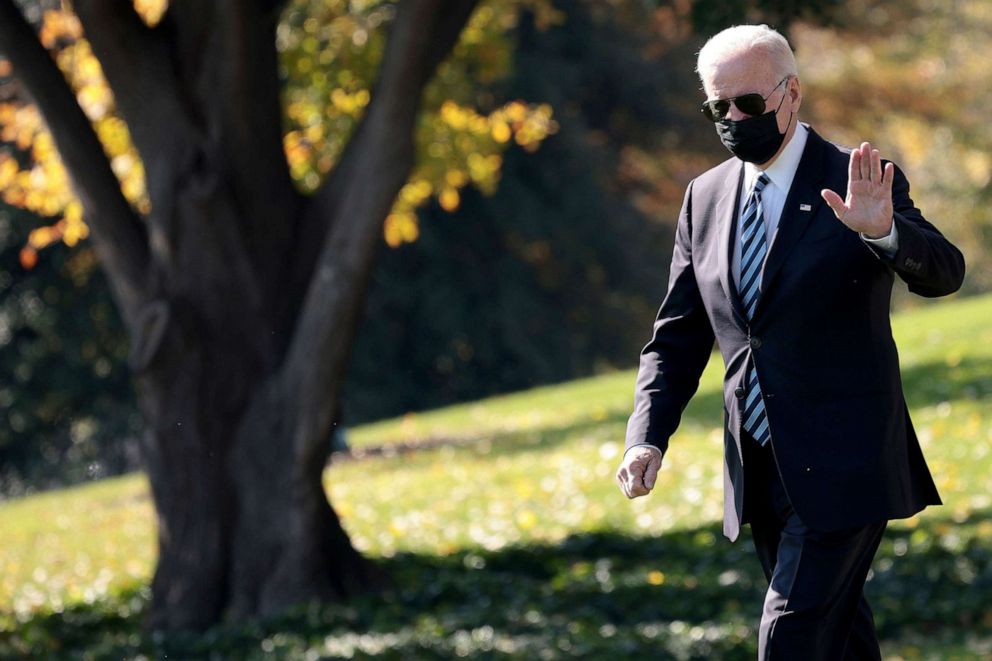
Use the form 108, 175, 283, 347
717, 162, 747, 326
754, 129, 828, 315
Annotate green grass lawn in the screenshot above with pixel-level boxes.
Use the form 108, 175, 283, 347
1, 293, 991, 659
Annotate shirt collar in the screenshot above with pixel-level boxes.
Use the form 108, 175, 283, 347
745, 122, 809, 194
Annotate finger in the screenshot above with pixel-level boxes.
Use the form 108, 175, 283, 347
848, 148, 860, 182
859, 142, 871, 181
625, 462, 647, 495
871, 148, 882, 184
627, 479, 647, 498
625, 460, 643, 486
882, 161, 895, 189
820, 188, 846, 217
642, 456, 661, 490
616, 471, 631, 498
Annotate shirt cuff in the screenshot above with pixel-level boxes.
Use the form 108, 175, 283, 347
624, 444, 664, 461
861, 220, 899, 257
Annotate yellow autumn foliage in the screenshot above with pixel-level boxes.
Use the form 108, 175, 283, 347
1, 0, 557, 262
1, 7, 149, 264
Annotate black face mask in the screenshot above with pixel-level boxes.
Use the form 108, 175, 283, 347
715, 92, 791, 164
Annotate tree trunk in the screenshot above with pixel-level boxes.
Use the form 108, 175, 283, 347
135, 303, 381, 629
136, 308, 234, 630
228, 383, 382, 620
127, 160, 384, 628
0, 0, 479, 632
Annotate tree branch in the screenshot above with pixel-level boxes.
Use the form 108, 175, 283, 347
79, 0, 299, 312
71, 0, 207, 275
255, 0, 292, 20
279, 0, 479, 343
156, 0, 302, 303
71, 0, 179, 153
0, 0, 149, 319
278, 0, 480, 460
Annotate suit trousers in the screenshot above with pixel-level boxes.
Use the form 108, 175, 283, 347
742, 434, 887, 661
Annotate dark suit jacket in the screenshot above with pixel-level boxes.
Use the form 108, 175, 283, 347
624, 126, 966, 541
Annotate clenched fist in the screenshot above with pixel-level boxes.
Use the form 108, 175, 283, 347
616, 445, 663, 499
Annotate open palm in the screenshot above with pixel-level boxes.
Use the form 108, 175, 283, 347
821, 141, 894, 239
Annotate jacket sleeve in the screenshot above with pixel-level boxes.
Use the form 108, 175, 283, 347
864, 163, 966, 297
624, 180, 716, 455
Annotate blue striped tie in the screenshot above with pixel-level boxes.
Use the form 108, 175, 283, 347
740, 173, 771, 445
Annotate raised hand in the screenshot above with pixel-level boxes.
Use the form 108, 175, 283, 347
820, 141, 894, 239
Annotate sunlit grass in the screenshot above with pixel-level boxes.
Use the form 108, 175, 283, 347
346, 368, 645, 449
1, 293, 991, 659
0, 475, 153, 618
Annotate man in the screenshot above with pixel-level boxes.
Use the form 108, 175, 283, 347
615, 24, 965, 660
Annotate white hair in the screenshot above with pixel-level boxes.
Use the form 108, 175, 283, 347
696, 24, 798, 86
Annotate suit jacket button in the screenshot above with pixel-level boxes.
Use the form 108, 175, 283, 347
734, 387, 745, 399
749, 336, 762, 350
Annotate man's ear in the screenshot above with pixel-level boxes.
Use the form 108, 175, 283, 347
789, 76, 803, 111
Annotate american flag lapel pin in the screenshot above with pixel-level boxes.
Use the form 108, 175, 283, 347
799, 203, 812, 212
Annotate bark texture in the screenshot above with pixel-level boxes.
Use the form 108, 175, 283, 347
0, 0, 479, 630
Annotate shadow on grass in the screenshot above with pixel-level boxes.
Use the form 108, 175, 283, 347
3, 509, 991, 660
345, 354, 992, 465
410, 385, 727, 462
497, 354, 992, 458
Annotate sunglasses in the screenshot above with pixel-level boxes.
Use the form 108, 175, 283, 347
700, 76, 790, 122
